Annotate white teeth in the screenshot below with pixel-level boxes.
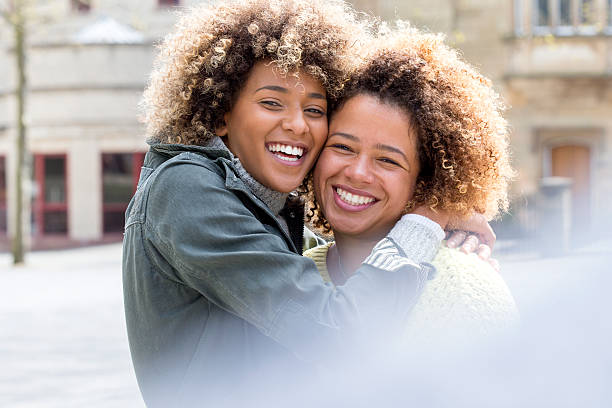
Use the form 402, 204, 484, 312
335, 187, 375, 206
276, 155, 298, 162
267, 143, 304, 158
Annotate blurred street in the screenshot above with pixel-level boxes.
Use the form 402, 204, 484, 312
1, 240, 610, 407
0, 244, 143, 408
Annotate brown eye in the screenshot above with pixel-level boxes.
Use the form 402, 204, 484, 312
379, 157, 400, 166
305, 107, 325, 116
329, 143, 351, 152
260, 100, 281, 108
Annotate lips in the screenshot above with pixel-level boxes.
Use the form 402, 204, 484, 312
332, 185, 378, 211
266, 142, 306, 163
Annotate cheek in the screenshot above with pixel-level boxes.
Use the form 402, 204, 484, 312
311, 123, 329, 153
312, 153, 333, 198
312, 164, 325, 200
392, 173, 418, 207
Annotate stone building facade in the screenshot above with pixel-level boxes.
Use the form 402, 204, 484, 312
0, 0, 186, 247
1, 0, 611, 248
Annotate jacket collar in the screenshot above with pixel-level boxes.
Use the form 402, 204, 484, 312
149, 142, 232, 160
146, 142, 300, 254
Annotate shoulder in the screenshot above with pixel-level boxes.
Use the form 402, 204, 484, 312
402, 246, 519, 346
430, 246, 516, 303
414, 245, 519, 325
151, 153, 226, 189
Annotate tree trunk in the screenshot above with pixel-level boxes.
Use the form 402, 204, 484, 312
11, 1, 26, 265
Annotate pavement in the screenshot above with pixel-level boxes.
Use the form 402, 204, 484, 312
1, 240, 611, 407
0, 244, 144, 408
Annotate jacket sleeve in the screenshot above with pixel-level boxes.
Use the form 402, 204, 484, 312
144, 162, 439, 361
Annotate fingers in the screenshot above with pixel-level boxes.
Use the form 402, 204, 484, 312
481, 222, 497, 250
459, 234, 480, 254
448, 213, 496, 250
477, 243, 491, 260
488, 257, 500, 273
446, 231, 467, 248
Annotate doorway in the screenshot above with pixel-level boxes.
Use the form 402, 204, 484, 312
550, 144, 591, 239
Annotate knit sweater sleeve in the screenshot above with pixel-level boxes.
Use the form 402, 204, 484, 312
303, 243, 334, 283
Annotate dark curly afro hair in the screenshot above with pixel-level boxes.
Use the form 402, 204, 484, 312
305, 23, 514, 234
141, 0, 374, 145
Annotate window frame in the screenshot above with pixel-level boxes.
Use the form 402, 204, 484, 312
525, 0, 610, 36
32, 153, 69, 236
0, 155, 7, 235
101, 152, 145, 234
533, 0, 553, 35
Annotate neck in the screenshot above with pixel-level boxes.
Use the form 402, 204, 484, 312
331, 232, 382, 280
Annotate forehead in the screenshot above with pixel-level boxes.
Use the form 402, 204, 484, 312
330, 94, 417, 150
243, 61, 326, 95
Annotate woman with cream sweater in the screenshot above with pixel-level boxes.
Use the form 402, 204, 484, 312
304, 25, 519, 344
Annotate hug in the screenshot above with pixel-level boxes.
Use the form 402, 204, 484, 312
122, 0, 516, 405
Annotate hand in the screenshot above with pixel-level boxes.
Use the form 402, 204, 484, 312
447, 213, 496, 249
446, 230, 500, 272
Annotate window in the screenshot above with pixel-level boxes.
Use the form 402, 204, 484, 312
32, 155, 68, 235
559, 0, 571, 26
0, 156, 6, 234
579, 0, 595, 25
102, 153, 144, 233
556, 0, 573, 35
158, 0, 180, 7
528, 0, 607, 35
533, 0, 550, 34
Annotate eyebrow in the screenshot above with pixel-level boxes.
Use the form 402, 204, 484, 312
330, 132, 410, 163
375, 143, 409, 162
254, 85, 326, 100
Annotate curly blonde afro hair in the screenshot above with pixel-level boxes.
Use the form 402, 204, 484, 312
141, 0, 373, 145
306, 23, 514, 233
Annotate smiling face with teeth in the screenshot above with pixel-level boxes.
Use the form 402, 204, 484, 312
216, 62, 328, 193
313, 94, 420, 241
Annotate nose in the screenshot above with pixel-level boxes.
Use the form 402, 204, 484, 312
344, 155, 374, 185
281, 108, 309, 135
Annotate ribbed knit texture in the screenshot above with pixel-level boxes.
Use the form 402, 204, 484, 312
206, 137, 289, 223
304, 243, 519, 343
387, 214, 445, 265
303, 242, 334, 283
402, 245, 519, 345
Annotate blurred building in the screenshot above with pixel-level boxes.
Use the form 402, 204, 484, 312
0, 0, 185, 248
1, 0, 611, 249
355, 0, 612, 243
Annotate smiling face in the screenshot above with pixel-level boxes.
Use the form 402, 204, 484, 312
216, 61, 328, 193
313, 94, 420, 240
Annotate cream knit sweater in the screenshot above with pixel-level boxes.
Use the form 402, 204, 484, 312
304, 242, 519, 346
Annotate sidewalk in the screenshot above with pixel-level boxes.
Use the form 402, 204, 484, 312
0, 244, 144, 408
1, 238, 610, 407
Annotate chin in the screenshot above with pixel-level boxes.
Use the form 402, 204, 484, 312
329, 220, 367, 237
270, 180, 303, 194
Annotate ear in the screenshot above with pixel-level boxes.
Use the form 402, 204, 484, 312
215, 112, 230, 137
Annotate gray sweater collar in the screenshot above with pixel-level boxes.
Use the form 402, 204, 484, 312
206, 137, 288, 216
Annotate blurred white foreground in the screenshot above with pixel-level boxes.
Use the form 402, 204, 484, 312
0, 244, 144, 408
1, 240, 611, 407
